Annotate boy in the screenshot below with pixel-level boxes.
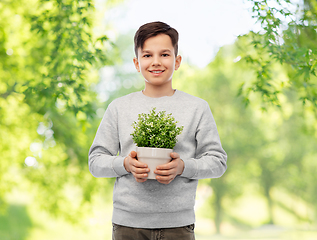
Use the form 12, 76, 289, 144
88, 21, 227, 240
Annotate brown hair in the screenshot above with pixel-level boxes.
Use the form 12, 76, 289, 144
134, 21, 179, 57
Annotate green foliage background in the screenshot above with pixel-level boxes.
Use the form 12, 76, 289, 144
0, 0, 317, 239
0, 0, 116, 226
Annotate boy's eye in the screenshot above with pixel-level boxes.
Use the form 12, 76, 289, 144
143, 54, 151, 58
162, 54, 169, 57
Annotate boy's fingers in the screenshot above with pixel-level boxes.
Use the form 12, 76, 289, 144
129, 151, 181, 184
129, 151, 137, 158
128, 155, 147, 167
155, 169, 174, 176
132, 170, 149, 182
132, 160, 148, 168
132, 166, 150, 174
171, 152, 180, 159
156, 161, 176, 170
129, 158, 149, 173
156, 175, 174, 184
134, 173, 148, 179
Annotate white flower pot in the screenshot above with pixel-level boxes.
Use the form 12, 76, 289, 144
137, 147, 173, 179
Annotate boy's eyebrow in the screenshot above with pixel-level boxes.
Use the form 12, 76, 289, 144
141, 49, 172, 53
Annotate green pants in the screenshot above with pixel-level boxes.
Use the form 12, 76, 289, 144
112, 223, 195, 240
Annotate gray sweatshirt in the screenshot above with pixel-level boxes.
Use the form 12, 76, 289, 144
88, 90, 227, 228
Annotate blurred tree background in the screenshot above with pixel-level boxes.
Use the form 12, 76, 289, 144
0, 0, 316, 239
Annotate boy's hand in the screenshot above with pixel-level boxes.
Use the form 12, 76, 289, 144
124, 151, 150, 183
154, 152, 184, 185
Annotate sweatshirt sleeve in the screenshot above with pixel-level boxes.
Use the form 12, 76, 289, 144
180, 102, 227, 179
88, 102, 129, 178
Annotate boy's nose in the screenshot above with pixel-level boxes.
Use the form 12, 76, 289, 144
151, 56, 161, 66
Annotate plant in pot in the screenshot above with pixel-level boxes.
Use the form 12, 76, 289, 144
131, 108, 184, 179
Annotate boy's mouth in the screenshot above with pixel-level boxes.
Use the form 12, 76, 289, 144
149, 70, 165, 73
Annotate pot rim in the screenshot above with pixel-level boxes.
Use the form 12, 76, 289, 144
137, 146, 173, 151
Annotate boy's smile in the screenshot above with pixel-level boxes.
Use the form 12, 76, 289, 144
133, 34, 182, 97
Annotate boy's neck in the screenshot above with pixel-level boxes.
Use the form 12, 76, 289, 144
142, 86, 175, 98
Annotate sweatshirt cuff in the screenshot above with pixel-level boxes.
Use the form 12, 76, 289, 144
112, 156, 129, 177
180, 158, 197, 179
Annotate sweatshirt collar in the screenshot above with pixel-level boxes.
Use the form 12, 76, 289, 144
139, 89, 179, 100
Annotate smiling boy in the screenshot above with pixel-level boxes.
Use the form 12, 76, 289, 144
89, 21, 227, 240
133, 33, 181, 98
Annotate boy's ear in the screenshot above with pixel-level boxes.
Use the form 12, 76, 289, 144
175, 55, 182, 71
133, 57, 140, 72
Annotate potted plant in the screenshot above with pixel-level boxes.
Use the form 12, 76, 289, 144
131, 108, 184, 179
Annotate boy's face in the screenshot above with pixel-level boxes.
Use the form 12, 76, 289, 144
133, 34, 181, 89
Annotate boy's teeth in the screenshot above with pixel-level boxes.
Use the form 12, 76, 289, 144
152, 71, 162, 73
